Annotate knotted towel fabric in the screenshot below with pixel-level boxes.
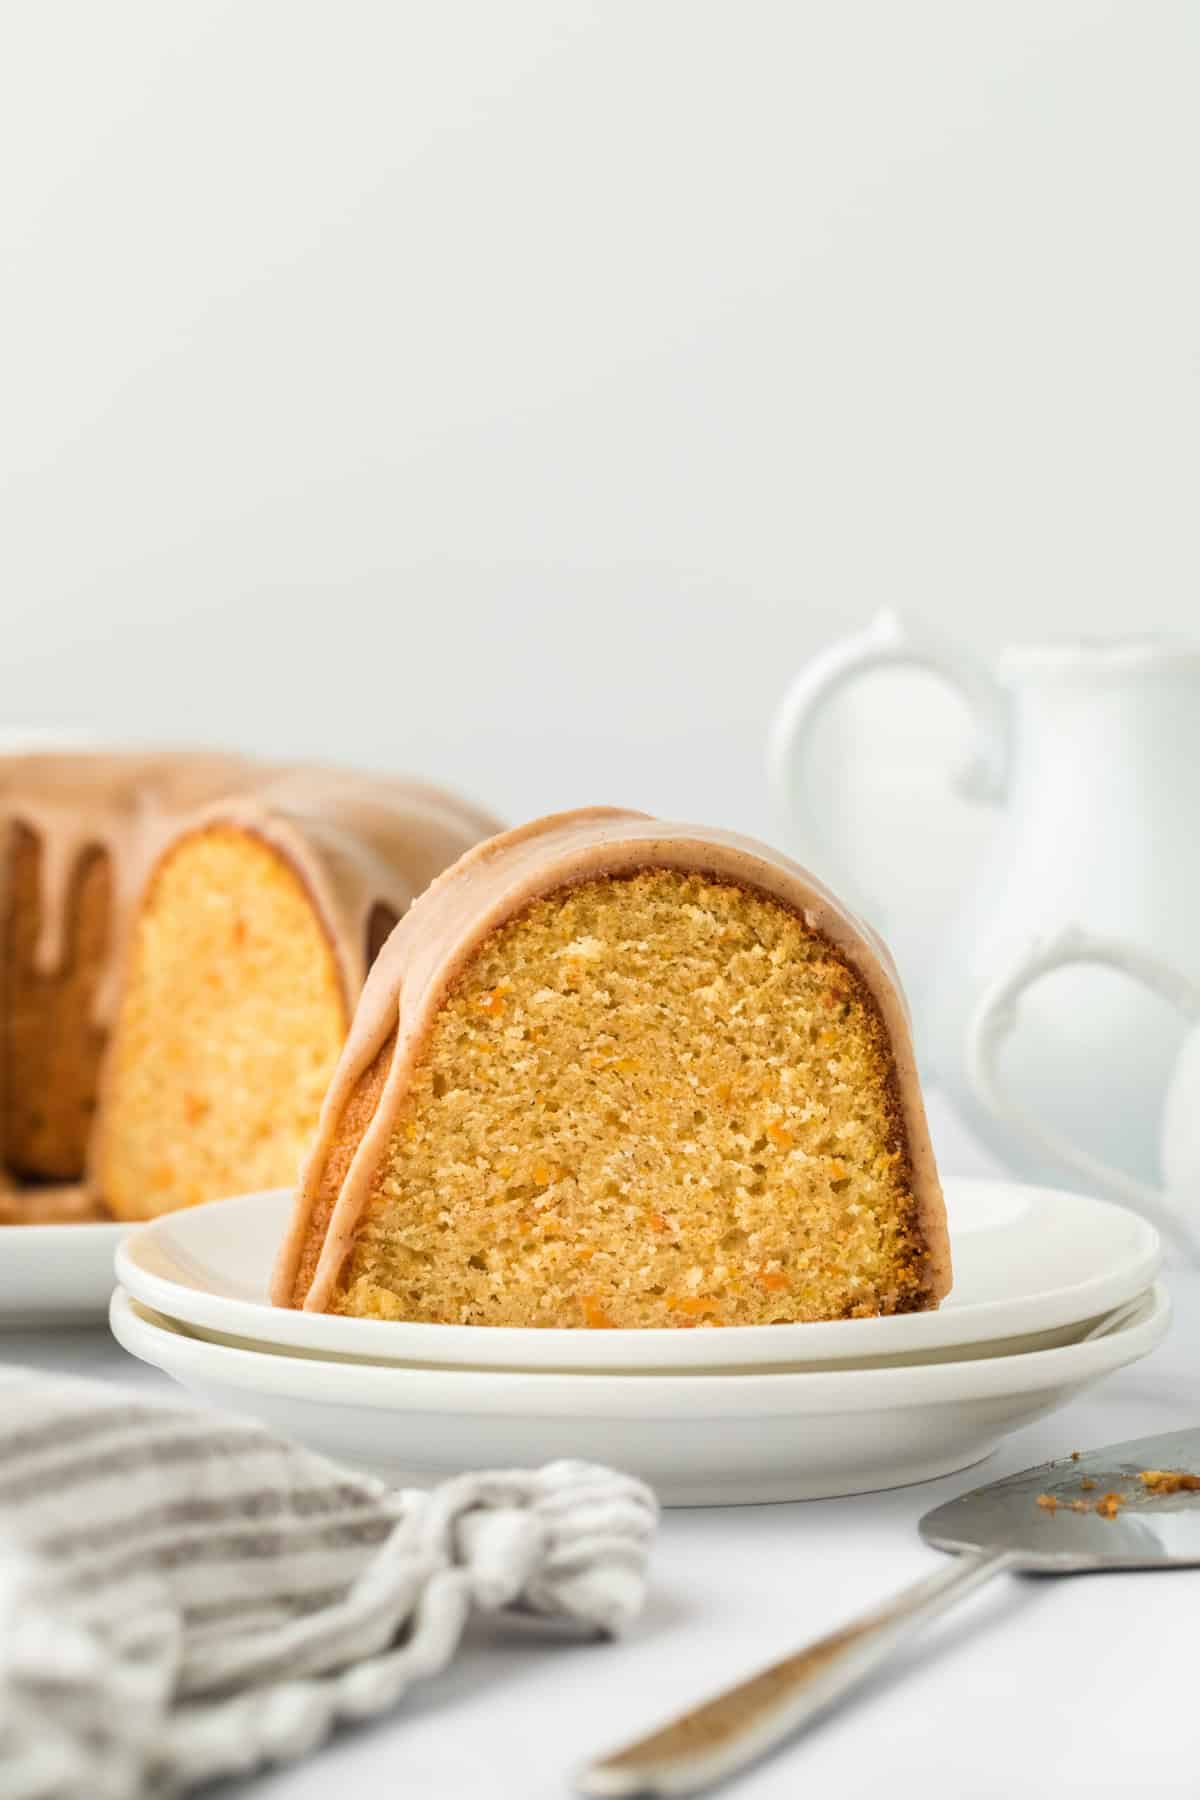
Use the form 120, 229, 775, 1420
0, 1368, 657, 1799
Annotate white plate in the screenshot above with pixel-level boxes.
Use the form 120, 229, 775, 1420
0, 1220, 129, 1326
109, 1282, 1170, 1505
115, 1179, 1161, 1371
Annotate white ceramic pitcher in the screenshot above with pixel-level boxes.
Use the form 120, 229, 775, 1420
769, 612, 1200, 1195
969, 928, 1200, 1259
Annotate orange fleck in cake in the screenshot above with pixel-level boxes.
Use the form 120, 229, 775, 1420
273, 808, 949, 1328
0, 753, 499, 1222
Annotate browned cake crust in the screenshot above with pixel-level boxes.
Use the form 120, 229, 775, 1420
285, 1032, 398, 1305
273, 810, 950, 1325
0, 752, 500, 1221
3, 828, 110, 1179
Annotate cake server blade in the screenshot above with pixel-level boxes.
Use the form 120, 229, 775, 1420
577, 1425, 1200, 1798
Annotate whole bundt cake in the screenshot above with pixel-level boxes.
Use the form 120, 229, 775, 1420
273, 808, 949, 1328
0, 752, 499, 1223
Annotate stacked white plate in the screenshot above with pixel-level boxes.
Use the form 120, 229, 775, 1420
110, 1178, 1168, 1505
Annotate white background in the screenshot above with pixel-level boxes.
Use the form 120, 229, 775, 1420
4, 16, 1200, 1793
2, 2, 1197, 853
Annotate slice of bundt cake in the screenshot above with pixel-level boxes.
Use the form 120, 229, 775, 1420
273, 809, 949, 1328
0, 753, 500, 1222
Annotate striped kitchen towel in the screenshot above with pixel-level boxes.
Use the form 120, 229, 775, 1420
0, 1367, 657, 1799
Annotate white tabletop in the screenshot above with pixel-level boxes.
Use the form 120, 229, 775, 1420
6, 1100, 1198, 1800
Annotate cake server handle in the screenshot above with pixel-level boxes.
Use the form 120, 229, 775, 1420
575, 1547, 1017, 1797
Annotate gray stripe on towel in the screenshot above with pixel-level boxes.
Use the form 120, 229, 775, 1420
35, 1482, 374, 1558
56, 1515, 395, 1596
0, 1427, 281, 1508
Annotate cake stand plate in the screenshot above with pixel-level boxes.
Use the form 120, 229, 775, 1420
0, 1219, 128, 1326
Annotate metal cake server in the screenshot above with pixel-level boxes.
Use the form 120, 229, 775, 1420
578, 1425, 1200, 1798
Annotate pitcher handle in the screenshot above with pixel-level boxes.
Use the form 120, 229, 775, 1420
967, 927, 1200, 1262
767, 609, 1010, 916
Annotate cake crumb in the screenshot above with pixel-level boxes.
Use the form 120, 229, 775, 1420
1080, 1477, 1097, 1491
333, 868, 936, 1328
1038, 1483, 1128, 1519
1139, 1469, 1200, 1494
1070, 1451, 1081, 1461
